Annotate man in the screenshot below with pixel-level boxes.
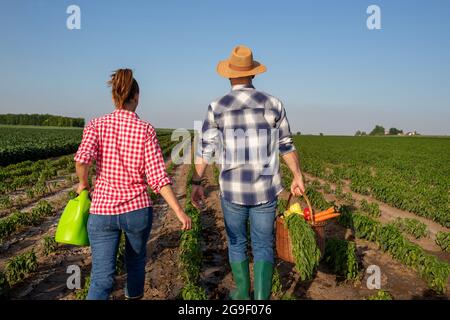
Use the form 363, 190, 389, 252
192, 45, 305, 300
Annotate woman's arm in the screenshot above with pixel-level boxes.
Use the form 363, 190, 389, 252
74, 120, 98, 194
75, 162, 91, 194
144, 127, 192, 230
159, 185, 192, 231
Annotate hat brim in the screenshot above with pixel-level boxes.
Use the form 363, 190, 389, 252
216, 60, 267, 79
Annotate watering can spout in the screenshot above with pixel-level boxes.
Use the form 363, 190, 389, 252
55, 190, 91, 246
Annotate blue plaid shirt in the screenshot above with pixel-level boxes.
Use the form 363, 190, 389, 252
197, 84, 296, 205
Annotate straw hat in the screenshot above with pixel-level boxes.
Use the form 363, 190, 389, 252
217, 45, 267, 78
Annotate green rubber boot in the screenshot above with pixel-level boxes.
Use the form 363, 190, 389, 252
254, 261, 273, 300
229, 260, 250, 300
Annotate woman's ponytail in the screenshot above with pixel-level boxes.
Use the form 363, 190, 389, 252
108, 69, 139, 108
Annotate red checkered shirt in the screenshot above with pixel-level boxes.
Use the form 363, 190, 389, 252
74, 109, 172, 215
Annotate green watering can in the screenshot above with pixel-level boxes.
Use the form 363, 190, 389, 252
55, 190, 91, 246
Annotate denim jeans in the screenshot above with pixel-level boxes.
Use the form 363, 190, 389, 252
221, 197, 277, 264
86, 207, 153, 300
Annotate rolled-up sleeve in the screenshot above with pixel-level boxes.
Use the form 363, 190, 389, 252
74, 120, 98, 164
276, 101, 296, 155
197, 104, 221, 163
144, 126, 172, 194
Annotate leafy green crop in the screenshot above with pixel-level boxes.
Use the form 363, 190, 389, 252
179, 164, 207, 300
338, 208, 450, 294
180, 283, 207, 300
324, 238, 360, 281
5, 250, 38, 285
42, 235, 58, 256
393, 218, 428, 239
305, 186, 333, 211
0, 126, 83, 165
271, 266, 282, 295
360, 199, 381, 218
366, 290, 393, 300
0, 200, 53, 242
75, 275, 90, 300
436, 232, 450, 252
285, 214, 321, 281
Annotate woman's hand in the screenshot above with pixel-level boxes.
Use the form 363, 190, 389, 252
290, 174, 306, 196
76, 181, 90, 194
159, 185, 192, 231
175, 209, 192, 231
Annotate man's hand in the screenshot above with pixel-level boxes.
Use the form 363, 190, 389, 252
76, 181, 90, 195
191, 185, 205, 209
290, 174, 305, 197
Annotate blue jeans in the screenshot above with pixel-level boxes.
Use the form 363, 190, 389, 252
221, 197, 277, 264
86, 207, 153, 300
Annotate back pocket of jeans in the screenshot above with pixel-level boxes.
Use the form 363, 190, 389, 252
125, 208, 150, 233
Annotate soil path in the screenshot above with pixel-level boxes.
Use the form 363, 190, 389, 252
198, 165, 234, 299
111, 164, 190, 300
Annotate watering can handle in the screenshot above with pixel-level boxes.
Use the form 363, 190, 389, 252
78, 189, 91, 200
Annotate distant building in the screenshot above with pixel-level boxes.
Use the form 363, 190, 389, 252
406, 131, 418, 136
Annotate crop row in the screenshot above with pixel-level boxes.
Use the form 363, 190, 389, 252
436, 232, 450, 252
0, 200, 54, 243
178, 164, 207, 300
323, 238, 360, 281
338, 207, 450, 294
0, 155, 75, 197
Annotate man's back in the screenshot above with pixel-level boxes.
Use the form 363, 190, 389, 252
200, 84, 296, 205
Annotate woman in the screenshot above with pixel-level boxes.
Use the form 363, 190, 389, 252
74, 69, 191, 300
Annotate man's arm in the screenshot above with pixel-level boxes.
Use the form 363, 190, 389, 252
193, 156, 208, 181
191, 104, 219, 208
281, 151, 305, 196
191, 156, 208, 208
275, 100, 305, 196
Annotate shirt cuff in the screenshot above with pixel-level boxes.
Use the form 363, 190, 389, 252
74, 152, 92, 165
279, 144, 296, 156
151, 176, 172, 194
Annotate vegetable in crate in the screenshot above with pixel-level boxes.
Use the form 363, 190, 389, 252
284, 202, 303, 219
285, 214, 321, 281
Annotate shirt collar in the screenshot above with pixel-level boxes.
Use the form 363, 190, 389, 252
231, 84, 255, 91
113, 108, 139, 119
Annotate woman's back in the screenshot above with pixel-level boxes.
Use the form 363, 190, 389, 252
75, 109, 170, 215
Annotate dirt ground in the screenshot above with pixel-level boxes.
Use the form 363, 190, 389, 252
2, 163, 449, 300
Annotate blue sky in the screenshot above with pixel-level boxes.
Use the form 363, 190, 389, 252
0, 0, 449, 135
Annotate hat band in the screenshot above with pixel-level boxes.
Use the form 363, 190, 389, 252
229, 63, 254, 72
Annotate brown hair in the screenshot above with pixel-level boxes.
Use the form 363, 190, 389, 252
108, 69, 140, 108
